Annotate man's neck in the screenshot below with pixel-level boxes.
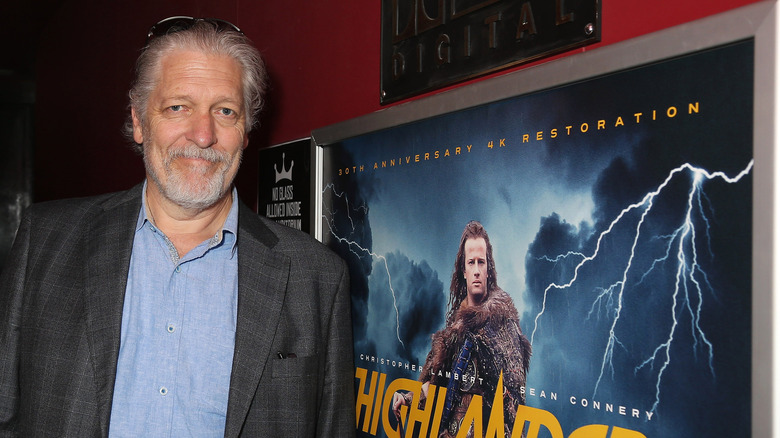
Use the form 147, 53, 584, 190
145, 183, 234, 257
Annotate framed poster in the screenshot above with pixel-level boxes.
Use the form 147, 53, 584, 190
313, 2, 776, 437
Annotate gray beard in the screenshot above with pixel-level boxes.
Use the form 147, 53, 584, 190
144, 145, 241, 211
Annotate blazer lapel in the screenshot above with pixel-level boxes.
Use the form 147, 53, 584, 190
83, 185, 142, 437
224, 204, 289, 438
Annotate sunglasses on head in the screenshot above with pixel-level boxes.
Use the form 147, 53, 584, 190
146, 16, 242, 44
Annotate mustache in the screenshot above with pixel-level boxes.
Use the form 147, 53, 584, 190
166, 145, 232, 164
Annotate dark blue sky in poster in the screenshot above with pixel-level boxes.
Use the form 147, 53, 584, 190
323, 40, 753, 437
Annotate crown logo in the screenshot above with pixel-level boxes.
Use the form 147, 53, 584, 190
274, 153, 294, 183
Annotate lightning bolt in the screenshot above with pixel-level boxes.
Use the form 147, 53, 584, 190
531, 160, 753, 414
322, 183, 405, 349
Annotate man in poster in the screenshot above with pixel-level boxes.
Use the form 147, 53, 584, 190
394, 221, 532, 437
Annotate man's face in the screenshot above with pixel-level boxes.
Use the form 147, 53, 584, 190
464, 237, 488, 306
133, 49, 248, 210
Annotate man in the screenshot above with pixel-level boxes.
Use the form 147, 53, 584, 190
394, 221, 531, 437
0, 17, 355, 437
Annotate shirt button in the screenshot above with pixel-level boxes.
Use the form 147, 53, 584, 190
159, 386, 168, 396
167, 324, 175, 333
175, 266, 181, 273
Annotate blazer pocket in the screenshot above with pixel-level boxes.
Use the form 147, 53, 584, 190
271, 354, 318, 378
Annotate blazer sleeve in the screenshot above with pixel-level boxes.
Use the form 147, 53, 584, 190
0, 211, 30, 436
316, 259, 356, 438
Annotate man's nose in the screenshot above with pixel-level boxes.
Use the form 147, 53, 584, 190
187, 112, 217, 148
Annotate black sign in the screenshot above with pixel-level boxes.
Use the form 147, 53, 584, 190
381, 0, 600, 103
258, 138, 311, 234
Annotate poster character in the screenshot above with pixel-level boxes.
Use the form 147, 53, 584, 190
393, 221, 532, 437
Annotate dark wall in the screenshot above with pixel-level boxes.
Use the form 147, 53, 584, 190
1, 0, 764, 210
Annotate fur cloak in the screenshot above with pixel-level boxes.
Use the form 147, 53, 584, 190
419, 288, 532, 437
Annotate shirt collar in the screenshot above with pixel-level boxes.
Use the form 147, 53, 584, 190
136, 181, 239, 253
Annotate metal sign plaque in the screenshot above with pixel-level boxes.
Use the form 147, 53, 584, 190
380, 0, 601, 104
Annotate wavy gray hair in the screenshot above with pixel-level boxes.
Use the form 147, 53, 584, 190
124, 20, 267, 153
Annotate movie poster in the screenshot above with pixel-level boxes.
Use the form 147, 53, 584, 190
321, 40, 753, 437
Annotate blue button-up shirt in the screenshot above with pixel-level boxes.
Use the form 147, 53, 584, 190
109, 185, 239, 437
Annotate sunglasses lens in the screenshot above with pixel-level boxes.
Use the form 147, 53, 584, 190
146, 17, 242, 44
147, 16, 195, 40
210, 19, 242, 34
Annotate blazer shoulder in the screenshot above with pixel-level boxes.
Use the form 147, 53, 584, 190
16, 186, 143, 257
25, 185, 142, 224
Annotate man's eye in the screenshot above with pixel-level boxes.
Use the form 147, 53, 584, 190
169, 105, 183, 112
220, 108, 235, 116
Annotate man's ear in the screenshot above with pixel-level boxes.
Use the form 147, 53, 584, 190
131, 107, 144, 144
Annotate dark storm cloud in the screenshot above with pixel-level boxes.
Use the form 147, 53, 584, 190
365, 251, 447, 366
523, 137, 752, 436
322, 144, 377, 344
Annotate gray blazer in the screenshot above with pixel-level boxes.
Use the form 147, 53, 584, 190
0, 184, 356, 437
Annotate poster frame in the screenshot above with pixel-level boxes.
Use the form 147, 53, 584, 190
311, 2, 777, 435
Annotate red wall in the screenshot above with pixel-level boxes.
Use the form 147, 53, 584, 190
32, 0, 763, 207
